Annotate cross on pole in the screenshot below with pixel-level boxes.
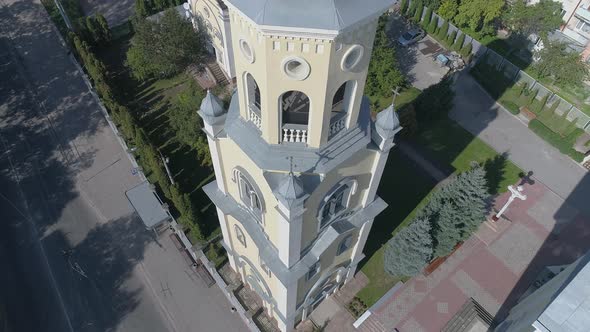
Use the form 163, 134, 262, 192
287, 156, 296, 175
391, 87, 401, 107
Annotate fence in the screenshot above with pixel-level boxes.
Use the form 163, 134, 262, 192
406, 1, 590, 133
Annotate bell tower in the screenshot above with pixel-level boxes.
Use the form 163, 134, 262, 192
199, 1, 400, 330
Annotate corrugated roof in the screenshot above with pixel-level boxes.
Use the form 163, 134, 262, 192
226, 0, 394, 32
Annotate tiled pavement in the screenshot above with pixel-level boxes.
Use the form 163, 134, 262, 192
361, 179, 590, 331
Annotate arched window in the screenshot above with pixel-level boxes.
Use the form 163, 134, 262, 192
281, 91, 310, 125
281, 90, 310, 143
235, 225, 247, 247
337, 234, 353, 255
233, 168, 264, 224
329, 81, 356, 140
245, 73, 261, 111
318, 179, 357, 230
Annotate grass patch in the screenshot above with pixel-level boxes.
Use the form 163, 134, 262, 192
369, 87, 421, 112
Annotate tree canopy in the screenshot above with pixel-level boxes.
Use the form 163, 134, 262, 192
503, 0, 563, 41
438, 0, 459, 21
534, 42, 590, 87
167, 83, 212, 167
454, 0, 504, 32
384, 217, 433, 277
366, 14, 406, 99
126, 10, 208, 80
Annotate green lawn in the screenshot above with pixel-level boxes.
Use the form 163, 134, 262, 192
96, 32, 219, 239
369, 87, 422, 113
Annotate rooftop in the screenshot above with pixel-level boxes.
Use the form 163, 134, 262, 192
225, 0, 394, 34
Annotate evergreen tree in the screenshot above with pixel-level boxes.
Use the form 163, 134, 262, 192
422, 7, 432, 28
460, 42, 473, 58
413, 1, 424, 23
451, 164, 489, 236
432, 203, 463, 257
427, 15, 438, 34
446, 30, 457, 47
96, 14, 112, 44
384, 217, 433, 277
399, 0, 409, 15
452, 32, 465, 52
134, 0, 150, 18
85, 16, 102, 45
437, 20, 449, 40
407, 0, 418, 18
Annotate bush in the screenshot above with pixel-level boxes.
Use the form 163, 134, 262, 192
452, 33, 465, 52
399, 0, 409, 15
445, 30, 457, 48
460, 42, 472, 58
437, 21, 449, 40
527, 89, 539, 106
528, 119, 585, 162
407, 0, 418, 17
422, 8, 432, 28
413, 2, 424, 23
502, 101, 520, 115
347, 297, 368, 318
427, 16, 439, 34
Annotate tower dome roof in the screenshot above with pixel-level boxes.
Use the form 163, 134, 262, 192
200, 90, 225, 117
226, 0, 393, 32
375, 104, 401, 138
275, 172, 306, 208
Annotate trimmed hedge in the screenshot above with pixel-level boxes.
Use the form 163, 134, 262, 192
528, 119, 585, 162
502, 101, 520, 115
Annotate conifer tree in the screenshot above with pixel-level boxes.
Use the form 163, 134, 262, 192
96, 14, 112, 44
85, 16, 102, 45
384, 217, 433, 277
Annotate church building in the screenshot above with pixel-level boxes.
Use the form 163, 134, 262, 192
198, 0, 400, 330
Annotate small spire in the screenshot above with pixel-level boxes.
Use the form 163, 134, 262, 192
199, 90, 225, 117
375, 104, 401, 138
276, 171, 305, 207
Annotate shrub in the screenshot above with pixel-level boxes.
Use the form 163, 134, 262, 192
527, 89, 539, 106
407, 0, 418, 17
422, 7, 432, 28
399, 0, 409, 15
427, 16, 439, 34
452, 33, 465, 52
347, 297, 368, 318
413, 2, 424, 23
528, 119, 585, 162
547, 99, 560, 113
438, 21, 449, 40
445, 30, 457, 48
518, 83, 528, 96
460, 42, 472, 58
502, 101, 520, 115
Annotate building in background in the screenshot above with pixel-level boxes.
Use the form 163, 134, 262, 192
495, 251, 590, 332
197, 0, 399, 330
188, 0, 235, 79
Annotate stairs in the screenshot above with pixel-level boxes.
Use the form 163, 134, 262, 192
357, 315, 386, 332
207, 61, 229, 86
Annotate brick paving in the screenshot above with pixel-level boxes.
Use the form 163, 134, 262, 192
359, 179, 590, 331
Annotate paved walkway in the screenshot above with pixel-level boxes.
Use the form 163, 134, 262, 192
450, 72, 590, 216
364, 178, 590, 331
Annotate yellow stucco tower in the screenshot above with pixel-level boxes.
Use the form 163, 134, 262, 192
199, 1, 400, 330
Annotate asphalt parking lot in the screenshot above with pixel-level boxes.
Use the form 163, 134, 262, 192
387, 15, 449, 90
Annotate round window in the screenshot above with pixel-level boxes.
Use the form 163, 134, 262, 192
341, 45, 365, 72
240, 39, 255, 63
282, 56, 311, 81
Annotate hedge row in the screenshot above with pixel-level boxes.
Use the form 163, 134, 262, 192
528, 119, 585, 162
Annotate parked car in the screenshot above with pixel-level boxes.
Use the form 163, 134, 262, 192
397, 28, 425, 46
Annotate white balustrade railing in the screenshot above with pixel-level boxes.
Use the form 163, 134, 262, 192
248, 106, 262, 130
329, 116, 346, 140
282, 124, 308, 144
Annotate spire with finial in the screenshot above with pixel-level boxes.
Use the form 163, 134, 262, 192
199, 90, 225, 117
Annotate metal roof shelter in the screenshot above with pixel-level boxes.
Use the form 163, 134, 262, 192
126, 181, 171, 229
